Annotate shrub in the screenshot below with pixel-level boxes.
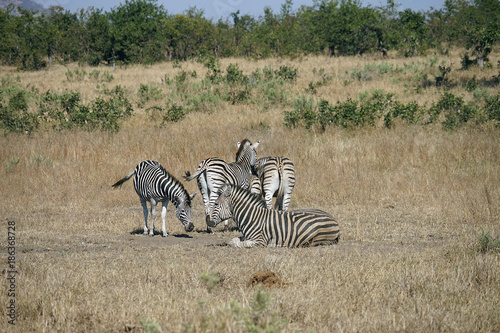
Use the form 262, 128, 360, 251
384, 101, 424, 128
38, 87, 132, 132
476, 230, 500, 254
484, 91, 500, 126
161, 104, 185, 124
0, 84, 39, 134
283, 95, 315, 129
429, 93, 478, 130
137, 84, 163, 108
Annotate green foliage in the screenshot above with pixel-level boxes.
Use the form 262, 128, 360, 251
0, 80, 38, 134
141, 318, 163, 333
0, 0, 498, 66
429, 93, 477, 130
484, 91, 500, 126
162, 104, 185, 123
38, 86, 132, 132
182, 290, 287, 332
198, 271, 221, 292
283, 95, 315, 129
384, 101, 424, 128
205, 56, 222, 83
476, 230, 500, 254
137, 83, 163, 107
285, 89, 498, 131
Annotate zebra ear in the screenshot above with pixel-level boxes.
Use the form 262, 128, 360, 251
237, 141, 241, 148
251, 141, 260, 149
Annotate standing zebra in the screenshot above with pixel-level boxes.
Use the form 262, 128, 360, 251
208, 184, 339, 248
112, 160, 196, 237
253, 156, 296, 210
184, 139, 260, 232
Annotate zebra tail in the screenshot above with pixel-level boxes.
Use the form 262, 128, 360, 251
275, 167, 285, 210
184, 167, 203, 182
112, 170, 135, 188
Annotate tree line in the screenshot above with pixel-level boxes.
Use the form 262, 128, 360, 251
0, 0, 498, 70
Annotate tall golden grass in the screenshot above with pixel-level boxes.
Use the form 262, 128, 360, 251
1, 50, 499, 332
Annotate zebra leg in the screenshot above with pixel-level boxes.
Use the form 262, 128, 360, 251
149, 199, 157, 236
229, 237, 258, 248
207, 191, 220, 233
161, 201, 168, 237
282, 189, 292, 211
140, 198, 149, 235
264, 191, 275, 210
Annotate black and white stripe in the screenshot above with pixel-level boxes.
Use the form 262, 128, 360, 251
208, 184, 339, 248
184, 139, 260, 231
253, 156, 296, 210
112, 160, 196, 236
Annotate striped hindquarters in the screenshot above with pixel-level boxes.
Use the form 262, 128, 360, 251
254, 156, 296, 210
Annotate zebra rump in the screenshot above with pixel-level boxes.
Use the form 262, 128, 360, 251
208, 184, 339, 248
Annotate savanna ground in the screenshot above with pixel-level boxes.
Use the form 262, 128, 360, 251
1, 49, 499, 332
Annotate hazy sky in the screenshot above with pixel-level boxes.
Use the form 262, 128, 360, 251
37, 0, 445, 19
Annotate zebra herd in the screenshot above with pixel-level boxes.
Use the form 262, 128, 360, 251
112, 139, 340, 248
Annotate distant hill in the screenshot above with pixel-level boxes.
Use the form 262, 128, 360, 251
0, 0, 49, 15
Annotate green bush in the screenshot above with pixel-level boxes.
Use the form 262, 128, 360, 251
484, 92, 500, 126
476, 230, 500, 254
0, 83, 39, 134
429, 93, 478, 130
38, 87, 132, 132
137, 84, 163, 108
384, 101, 424, 128
283, 95, 315, 129
162, 104, 185, 124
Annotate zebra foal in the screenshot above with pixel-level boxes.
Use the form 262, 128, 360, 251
208, 184, 339, 248
253, 156, 296, 210
184, 139, 260, 232
112, 160, 196, 237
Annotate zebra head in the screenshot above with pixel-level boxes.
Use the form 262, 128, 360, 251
236, 139, 260, 166
174, 193, 196, 232
207, 183, 232, 228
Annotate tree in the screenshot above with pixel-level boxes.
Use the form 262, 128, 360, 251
459, 0, 500, 67
108, 0, 168, 64
397, 9, 428, 56
82, 7, 112, 66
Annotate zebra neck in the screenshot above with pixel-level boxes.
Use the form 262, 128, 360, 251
160, 178, 184, 204
231, 199, 265, 232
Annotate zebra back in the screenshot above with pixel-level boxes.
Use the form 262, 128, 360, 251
133, 160, 192, 205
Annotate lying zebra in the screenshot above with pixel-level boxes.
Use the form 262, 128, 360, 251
112, 160, 196, 237
208, 184, 340, 247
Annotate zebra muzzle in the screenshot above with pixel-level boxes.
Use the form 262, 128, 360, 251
206, 215, 217, 228
185, 222, 194, 232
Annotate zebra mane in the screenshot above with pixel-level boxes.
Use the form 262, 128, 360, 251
158, 164, 192, 205
235, 139, 251, 161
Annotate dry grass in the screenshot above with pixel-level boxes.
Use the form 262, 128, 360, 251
1, 51, 499, 332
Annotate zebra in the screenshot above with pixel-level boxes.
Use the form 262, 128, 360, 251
184, 139, 260, 232
112, 160, 196, 237
253, 156, 296, 210
208, 184, 339, 248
